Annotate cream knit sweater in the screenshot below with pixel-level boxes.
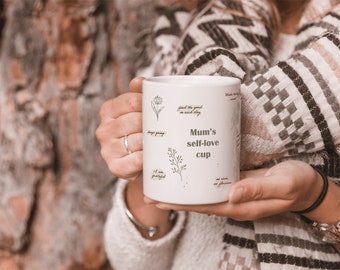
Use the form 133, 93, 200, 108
105, 0, 340, 269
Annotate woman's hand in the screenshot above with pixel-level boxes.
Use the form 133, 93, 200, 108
96, 77, 173, 239
96, 77, 144, 182
149, 160, 325, 221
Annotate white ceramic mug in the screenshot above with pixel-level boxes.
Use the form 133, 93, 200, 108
142, 75, 241, 204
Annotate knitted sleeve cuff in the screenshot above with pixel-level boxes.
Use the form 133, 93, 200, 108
104, 179, 186, 270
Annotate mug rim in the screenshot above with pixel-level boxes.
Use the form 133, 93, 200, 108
143, 75, 241, 86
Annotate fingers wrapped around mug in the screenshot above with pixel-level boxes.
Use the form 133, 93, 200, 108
147, 161, 324, 221
96, 91, 143, 181
96, 115, 143, 181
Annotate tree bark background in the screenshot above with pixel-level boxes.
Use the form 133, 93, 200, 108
0, 0, 195, 269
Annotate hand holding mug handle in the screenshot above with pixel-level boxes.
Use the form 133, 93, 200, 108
96, 77, 144, 182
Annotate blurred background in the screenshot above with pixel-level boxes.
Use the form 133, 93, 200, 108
0, 0, 197, 268
0, 0, 186, 269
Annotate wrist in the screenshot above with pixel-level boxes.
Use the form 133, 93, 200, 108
303, 179, 340, 224
293, 166, 329, 215
294, 167, 340, 245
125, 181, 176, 239
125, 206, 177, 239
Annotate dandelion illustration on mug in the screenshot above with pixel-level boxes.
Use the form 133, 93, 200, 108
167, 147, 188, 187
151, 96, 164, 120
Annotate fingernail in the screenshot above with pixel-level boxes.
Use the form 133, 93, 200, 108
155, 204, 168, 210
229, 187, 244, 203
144, 197, 153, 204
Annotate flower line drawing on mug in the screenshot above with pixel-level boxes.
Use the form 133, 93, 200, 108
167, 147, 188, 187
151, 96, 164, 120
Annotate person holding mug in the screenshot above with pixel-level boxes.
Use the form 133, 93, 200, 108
96, 0, 340, 269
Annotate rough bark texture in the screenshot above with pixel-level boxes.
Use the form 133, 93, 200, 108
0, 0, 195, 269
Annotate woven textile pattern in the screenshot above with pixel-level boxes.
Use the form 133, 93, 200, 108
113, 0, 340, 269
136, 0, 340, 179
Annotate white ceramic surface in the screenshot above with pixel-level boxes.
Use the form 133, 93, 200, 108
142, 75, 241, 204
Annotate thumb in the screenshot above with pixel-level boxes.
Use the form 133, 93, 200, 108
228, 177, 268, 204
228, 169, 267, 203
129, 77, 144, 93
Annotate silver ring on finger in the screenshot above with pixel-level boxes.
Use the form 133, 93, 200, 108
123, 135, 133, 154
